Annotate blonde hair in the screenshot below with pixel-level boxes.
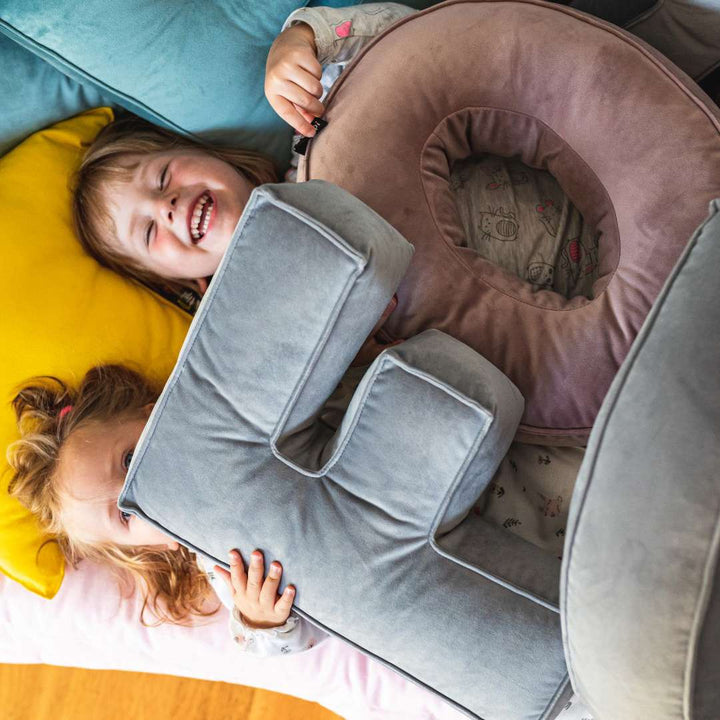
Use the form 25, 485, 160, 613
72, 116, 277, 301
6, 364, 218, 625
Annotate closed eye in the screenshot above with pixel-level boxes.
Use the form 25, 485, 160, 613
145, 220, 155, 247
119, 449, 135, 526
159, 163, 169, 190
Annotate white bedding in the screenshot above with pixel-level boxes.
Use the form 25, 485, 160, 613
0, 560, 465, 720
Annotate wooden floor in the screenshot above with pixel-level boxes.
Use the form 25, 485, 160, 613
1, 664, 341, 720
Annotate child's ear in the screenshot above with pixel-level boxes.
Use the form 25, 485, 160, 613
194, 277, 209, 295
141, 403, 155, 419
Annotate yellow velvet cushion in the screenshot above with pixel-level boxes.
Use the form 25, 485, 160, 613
0, 108, 191, 597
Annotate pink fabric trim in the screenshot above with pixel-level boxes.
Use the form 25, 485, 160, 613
0, 562, 464, 720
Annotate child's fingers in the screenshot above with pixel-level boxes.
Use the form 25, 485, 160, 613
293, 105, 316, 125
278, 81, 324, 119
380, 295, 398, 323
274, 585, 296, 619
371, 295, 399, 336
294, 52, 323, 82
288, 66, 324, 100
213, 564, 233, 594
228, 549, 248, 593
270, 96, 317, 137
245, 549, 265, 596
259, 561, 283, 607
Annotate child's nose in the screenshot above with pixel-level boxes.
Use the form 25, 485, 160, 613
161, 194, 179, 224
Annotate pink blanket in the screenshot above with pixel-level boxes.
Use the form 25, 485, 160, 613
0, 560, 464, 720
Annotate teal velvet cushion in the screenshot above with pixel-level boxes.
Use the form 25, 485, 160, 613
0, 32, 113, 156
0, 1, 437, 167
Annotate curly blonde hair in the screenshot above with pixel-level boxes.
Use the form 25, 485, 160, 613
6, 364, 218, 625
72, 116, 277, 302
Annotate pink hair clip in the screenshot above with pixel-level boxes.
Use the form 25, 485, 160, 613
58, 405, 73, 420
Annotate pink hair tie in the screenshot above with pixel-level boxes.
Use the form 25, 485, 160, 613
58, 405, 73, 420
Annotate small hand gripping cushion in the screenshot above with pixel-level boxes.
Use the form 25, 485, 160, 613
0, 109, 191, 597
121, 181, 572, 720
302, 0, 720, 442
561, 202, 720, 720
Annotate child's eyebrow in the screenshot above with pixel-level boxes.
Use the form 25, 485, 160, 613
127, 159, 159, 248
138, 158, 155, 185
128, 213, 138, 244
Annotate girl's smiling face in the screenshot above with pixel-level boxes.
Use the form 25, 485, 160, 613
56, 409, 179, 549
103, 149, 254, 291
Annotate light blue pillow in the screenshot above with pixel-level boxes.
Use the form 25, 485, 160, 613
0, 1, 437, 167
0, 32, 113, 156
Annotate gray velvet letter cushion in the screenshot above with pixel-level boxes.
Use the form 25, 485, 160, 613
561, 202, 720, 720
120, 181, 571, 720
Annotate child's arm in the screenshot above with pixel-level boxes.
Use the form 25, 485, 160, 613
208, 549, 329, 656
266, 3, 417, 136
283, 3, 417, 67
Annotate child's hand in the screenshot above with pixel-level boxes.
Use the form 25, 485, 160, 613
351, 336, 403, 367
214, 549, 295, 629
265, 23, 325, 137
351, 295, 402, 367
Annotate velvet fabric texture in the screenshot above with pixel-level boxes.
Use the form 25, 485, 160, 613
561, 201, 720, 720
0, 32, 113, 156
302, 0, 720, 443
0, 0, 439, 168
120, 182, 570, 720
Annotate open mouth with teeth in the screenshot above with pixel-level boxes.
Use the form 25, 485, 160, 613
189, 191, 215, 243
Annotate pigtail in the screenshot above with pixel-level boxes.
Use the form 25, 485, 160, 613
7, 377, 76, 527
11, 376, 72, 436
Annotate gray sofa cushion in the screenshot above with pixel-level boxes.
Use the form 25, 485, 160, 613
561, 201, 720, 720
569, 0, 658, 28
627, 0, 720, 80
120, 181, 570, 720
